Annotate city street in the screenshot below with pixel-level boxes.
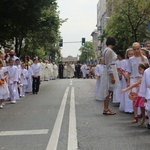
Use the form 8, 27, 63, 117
0, 78, 150, 150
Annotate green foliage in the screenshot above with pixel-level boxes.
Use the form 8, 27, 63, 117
106, 0, 150, 51
79, 41, 95, 63
0, 0, 62, 58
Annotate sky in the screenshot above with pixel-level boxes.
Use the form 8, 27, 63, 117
57, 0, 98, 57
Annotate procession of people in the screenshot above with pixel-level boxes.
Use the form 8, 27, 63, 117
0, 51, 60, 108
2, 38, 150, 130
0, 49, 97, 109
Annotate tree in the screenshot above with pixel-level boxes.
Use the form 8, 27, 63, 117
0, 0, 61, 57
106, 0, 150, 51
22, 2, 61, 58
79, 41, 95, 63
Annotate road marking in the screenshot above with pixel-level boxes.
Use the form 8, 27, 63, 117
67, 87, 78, 150
0, 129, 49, 136
70, 79, 72, 85
46, 87, 69, 150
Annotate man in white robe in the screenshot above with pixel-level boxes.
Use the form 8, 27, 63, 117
40, 60, 45, 81
49, 61, 54, 80
44, 60, 50, 81
53, 62, 58, 79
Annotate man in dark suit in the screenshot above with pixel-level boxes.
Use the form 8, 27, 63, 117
58, 61, 64, 79
75, 61, 81, 79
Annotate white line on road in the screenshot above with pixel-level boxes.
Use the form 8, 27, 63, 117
67, 87, 78, 150
70, 79, 72, 85
46, 87, 69, 150
0, 129, 49, 136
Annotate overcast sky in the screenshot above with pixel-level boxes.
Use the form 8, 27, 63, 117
57, 0, 98, 57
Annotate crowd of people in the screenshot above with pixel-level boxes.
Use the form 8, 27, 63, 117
94, 37, 150, 129
58, 61, 96, 79
0, 48, 98, 109
3, 38, 150, 130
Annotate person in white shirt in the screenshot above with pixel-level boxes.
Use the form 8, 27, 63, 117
31, 58, 41, 94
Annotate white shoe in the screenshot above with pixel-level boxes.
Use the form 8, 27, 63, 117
11, 101, 16, 104
0, 105, 3, 109
22, 95, 25, 97
2, 102, 5, 106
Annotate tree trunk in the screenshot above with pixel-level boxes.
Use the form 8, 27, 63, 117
18, 37, 23, 57
15, 37, 19, 56
133, 30, 137, 42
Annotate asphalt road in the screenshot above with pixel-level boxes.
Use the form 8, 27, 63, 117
0, 78, 150, 150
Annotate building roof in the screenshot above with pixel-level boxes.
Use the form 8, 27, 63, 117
62, 56, 78, 62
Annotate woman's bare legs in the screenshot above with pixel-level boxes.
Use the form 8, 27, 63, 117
103, 91, 116, 115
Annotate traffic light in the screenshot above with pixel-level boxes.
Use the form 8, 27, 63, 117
82, 38, 85, 46
59, 39, 63, 47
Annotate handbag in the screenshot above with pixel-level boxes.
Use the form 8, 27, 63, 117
128, 89, 138, 101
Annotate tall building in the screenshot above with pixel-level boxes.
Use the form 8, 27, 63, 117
91, 29, 98, 60
91, 0, 115, 60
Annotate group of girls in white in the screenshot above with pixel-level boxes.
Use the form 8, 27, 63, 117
95, 37, 150, 129
0, 56, 42, 109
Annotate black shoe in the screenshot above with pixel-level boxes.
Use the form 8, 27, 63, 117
147, 123, 150, 129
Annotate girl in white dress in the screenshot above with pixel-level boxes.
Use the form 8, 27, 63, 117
126, 42, 149, 123
7, 58, 19, 103
25, 62, 33, 93
113, 51, 126, 104
0, 60, 9, 108
94, 57, 104, 100
20, 62, 28, 97
119, 48, 134, 113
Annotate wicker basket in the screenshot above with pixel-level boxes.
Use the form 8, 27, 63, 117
128, 91, 138, 101
0, 80, 4, 85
